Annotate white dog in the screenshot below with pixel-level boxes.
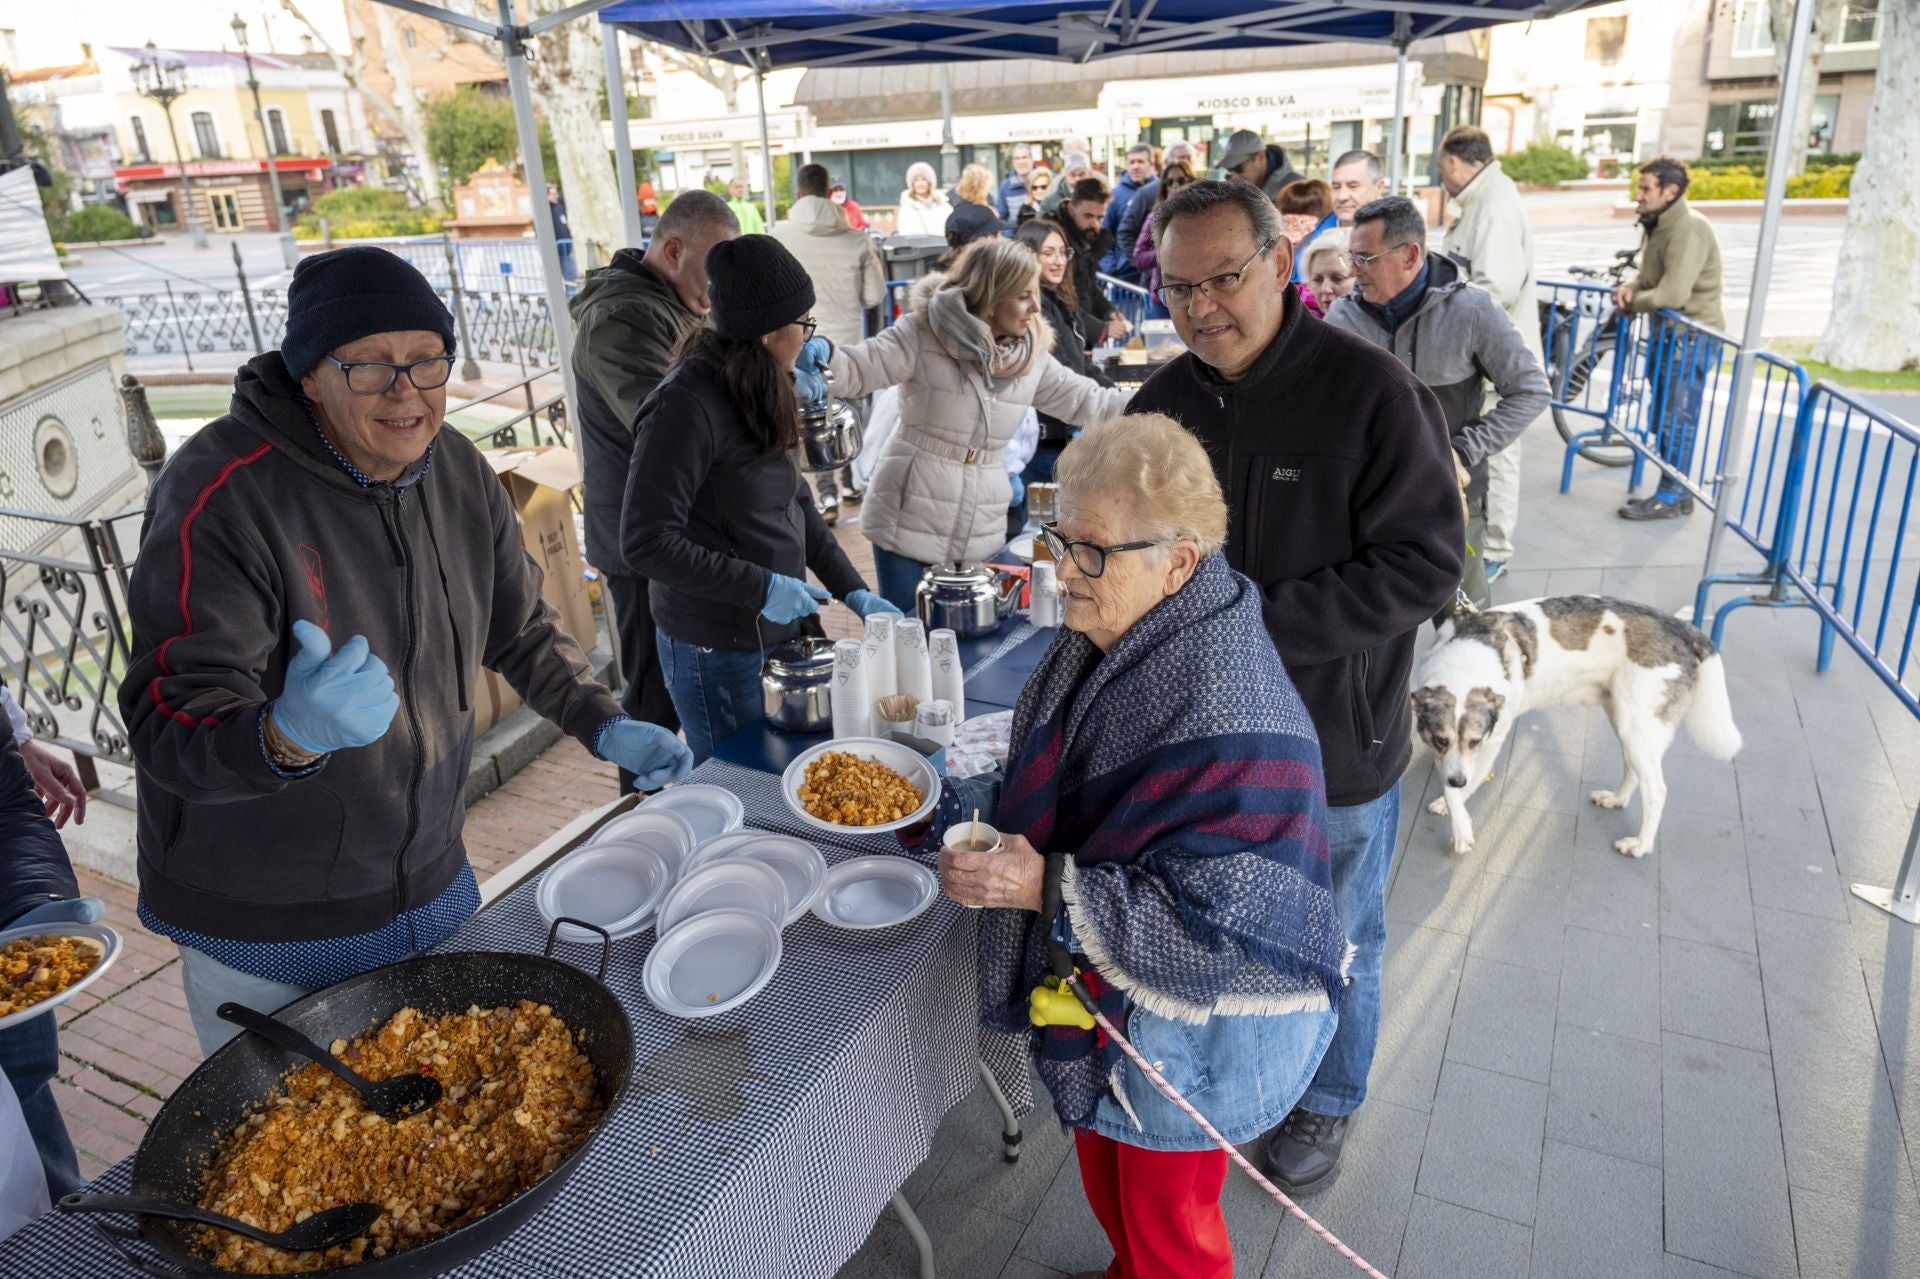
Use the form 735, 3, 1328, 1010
1410, 596, 1743, 858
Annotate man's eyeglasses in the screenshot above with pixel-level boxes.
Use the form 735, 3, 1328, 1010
1039, 522, 1161, 579
1151, 237, 1277, 309
324, 354, 456, 395
1348, 244, 1410, 268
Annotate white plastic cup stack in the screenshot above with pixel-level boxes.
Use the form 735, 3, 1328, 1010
928, 628, 965, 722
914, 698, 956, 749
862, 614, 898, 702
1030, 561, 1061, 628
895, 619, 933, 705
830, 639, 870, 739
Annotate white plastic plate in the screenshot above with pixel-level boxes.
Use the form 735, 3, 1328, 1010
1005, 532, 1036, 563
683, 833, 826, 926
812, 857, 940, 930
587, 808, 698, 883
0, 923, 123, 1032
643, 909, 782, 1019
654, 858, 788, 936
536, 839, 671, 942
639, 784, 746, 845
780, 737, 941, 836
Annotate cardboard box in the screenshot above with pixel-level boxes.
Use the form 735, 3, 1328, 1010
476, 444, 600, 735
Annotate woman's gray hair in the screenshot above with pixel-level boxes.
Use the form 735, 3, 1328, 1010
1150, 178, 1284, 251
1055, 413, 1228, 559
1301, 227, 1351, 271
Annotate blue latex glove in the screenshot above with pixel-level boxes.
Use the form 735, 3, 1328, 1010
797, 336, 832, 376
793, 365, 829, 407
272, 619, 401, 755
844, 588, 903, 619
597, 719, 694, 792
763, 574, 830, 624
1008, 473, 1026, 507
9, 897, 105, 928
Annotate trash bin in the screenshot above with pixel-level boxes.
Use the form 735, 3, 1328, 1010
882, 235, 949, 281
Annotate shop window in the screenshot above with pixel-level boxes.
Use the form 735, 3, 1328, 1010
321, 109, 342, 154
1585, 16, 1628, 65
129, 116, 151, 163
1734, 0, 1878, 54
267, 108, 291, 156
1837, 0, 1880, 46
191, 111, 221, 160
207, 191, 243, 232
1704, 93, 1842, 157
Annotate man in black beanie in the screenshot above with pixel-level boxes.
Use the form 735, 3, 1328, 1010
119, 246, 694, 1055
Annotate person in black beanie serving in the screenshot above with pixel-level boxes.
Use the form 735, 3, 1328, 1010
621, 234, 901, 760
119, 246, 692, 1055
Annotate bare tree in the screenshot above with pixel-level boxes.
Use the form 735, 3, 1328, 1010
279, 0, 442, 205
1767, 0, 1844, 178
645, 43, 754, 179
1812, 0, 1918, 372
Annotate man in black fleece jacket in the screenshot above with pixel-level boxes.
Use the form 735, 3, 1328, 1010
1129, 181, 1463, 1195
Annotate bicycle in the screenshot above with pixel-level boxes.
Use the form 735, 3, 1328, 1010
1539, 247, 1641, 468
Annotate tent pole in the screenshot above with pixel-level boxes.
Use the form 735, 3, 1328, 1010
1700, 0, 1815, 588
754, 60, 776, 228
939, 63, 959, 186
604, 22, 644, 248
500, 0, 578, 402
1388, 15, 1410, 194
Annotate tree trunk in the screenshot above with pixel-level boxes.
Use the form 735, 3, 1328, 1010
279, 0, 440, 205
524, 1, 624, 269
366, 5, 442, 206
1769, 0, 1841, 178
1812, 0, 1919, 372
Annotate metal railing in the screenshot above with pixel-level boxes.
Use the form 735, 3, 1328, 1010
0, 506, 143, 767
1098, 274, 1150, 338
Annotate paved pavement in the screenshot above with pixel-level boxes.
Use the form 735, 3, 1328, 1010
26, 425, 1920, 1276
832, 420, 1920, 1278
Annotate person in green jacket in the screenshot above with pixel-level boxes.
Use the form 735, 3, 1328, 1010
1612, 156, 1724, 522
725, 174, 765, 235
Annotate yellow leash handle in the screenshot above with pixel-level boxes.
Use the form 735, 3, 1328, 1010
1029, 972, 1096, 1030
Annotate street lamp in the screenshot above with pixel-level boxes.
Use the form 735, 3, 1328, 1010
230, 14, 289, 238
131, 42, 208, 249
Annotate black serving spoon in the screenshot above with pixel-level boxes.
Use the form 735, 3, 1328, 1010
59, 1193, 382, 1252
217, 1001, 443, 1120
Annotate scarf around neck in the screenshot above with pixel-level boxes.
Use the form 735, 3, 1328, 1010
926, 282, 1036, 390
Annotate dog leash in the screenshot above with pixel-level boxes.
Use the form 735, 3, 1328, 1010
1033, 891, 1388, 1279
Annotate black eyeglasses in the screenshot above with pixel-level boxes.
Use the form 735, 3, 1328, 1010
1039, 521, 1161, 579
1151, 237, 1277, 309
799, 316, 819, 343
323, 354, 456, 395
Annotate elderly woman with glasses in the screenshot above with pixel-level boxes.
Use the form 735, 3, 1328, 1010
923, 413, 1346, 1279
118, 246, 691, 1054
621, 235, 899, 760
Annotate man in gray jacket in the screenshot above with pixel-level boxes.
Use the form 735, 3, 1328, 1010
1327, 197, 1549, 609
773, 162, 886, 522
1440, 127, 1541, 584
571, 191, 738, 783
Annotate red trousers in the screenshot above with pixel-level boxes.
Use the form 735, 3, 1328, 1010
1074, 1127, 1232, 1279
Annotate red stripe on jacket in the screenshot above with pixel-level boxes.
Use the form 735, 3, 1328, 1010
148, 443, 275, 728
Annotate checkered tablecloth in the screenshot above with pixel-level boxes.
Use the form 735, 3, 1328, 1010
0, 760, 1035, 1279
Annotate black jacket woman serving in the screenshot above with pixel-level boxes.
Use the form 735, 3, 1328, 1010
621, 234, 900, 760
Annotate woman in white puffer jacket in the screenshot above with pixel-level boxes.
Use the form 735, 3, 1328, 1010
813, 236, 1133, 608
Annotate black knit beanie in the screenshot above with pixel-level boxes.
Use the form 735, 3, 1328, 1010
705, 234, 815, 340
281, 246, 457, 379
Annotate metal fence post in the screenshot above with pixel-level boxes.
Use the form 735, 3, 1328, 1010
1853, 808, 1920, 926
163, 279, 194, 373
232, 241, 264, 355
444, 234, 483, 383
117, 373, 168, 487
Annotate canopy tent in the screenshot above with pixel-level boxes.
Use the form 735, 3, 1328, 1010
370, 0, 1808, 481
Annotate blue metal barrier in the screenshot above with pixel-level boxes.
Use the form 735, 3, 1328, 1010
1098, 274, 1149, 341
883, 279, 915, 328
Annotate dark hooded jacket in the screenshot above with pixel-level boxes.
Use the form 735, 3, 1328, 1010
119, 353, 621, 942
570, 247, 705, 575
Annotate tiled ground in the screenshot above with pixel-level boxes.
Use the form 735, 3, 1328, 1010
833, 417, 1920, 1278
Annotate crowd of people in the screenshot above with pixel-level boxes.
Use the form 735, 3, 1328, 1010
1, 117, 1727, 1279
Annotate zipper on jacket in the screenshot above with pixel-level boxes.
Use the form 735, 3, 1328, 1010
383, 489, 426, 922
416, 487, 469, 714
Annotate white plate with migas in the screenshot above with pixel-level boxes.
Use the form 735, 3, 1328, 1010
812, 857, 940, 930
683, 832, 827, 926
0, 923, 123, 1033
639, 784, 746, 845
780, 738, 940, 836
643, 909, 782, 1019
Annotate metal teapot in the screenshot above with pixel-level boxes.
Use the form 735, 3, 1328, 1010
762, 637, 835, 733
916, 561, 1022, 639
797, 369, 863, 475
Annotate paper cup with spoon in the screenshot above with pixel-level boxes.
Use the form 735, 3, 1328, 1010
940, 808, 1003, 908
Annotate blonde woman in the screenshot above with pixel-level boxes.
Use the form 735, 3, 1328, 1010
1301, 229, 1357, 315
895, 161, 951, 237
794, 236, 1133, 606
